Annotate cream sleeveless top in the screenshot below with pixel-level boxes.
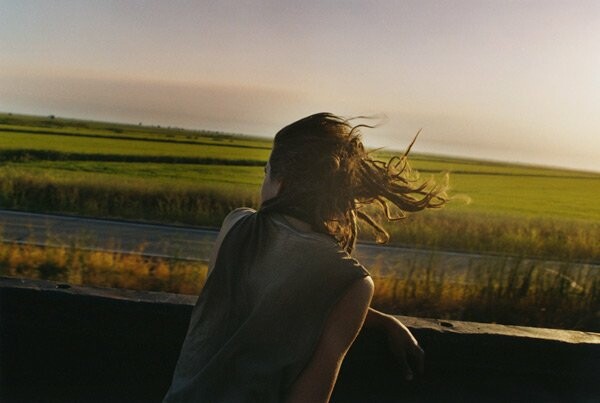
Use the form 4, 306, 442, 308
164, 208, 369, 402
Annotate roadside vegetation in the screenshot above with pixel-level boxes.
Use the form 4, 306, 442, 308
1, 241, 597, 331
369, 254, 599, 332
0, 241, 208, 295
1, 112, 598, 260
1, 112, 599, 330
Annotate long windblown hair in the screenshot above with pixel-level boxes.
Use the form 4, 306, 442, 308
260, 112, 447, 254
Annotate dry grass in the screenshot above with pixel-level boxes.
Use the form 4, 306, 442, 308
1, 241, 598, 332
0, 242, 207, 295
370, 254, 600, 332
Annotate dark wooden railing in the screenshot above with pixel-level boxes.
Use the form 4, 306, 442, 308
1, 276, 598, 402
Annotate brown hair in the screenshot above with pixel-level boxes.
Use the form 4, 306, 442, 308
260, 112, 447, 253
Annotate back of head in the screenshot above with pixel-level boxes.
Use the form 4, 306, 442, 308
262, 112, 446, 253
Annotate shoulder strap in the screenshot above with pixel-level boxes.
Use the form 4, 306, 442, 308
207, 208, 255, 276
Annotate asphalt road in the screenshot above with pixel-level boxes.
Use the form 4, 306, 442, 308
1, 209, 594, 280
0, 209, 464, 269
0, 209, 216, 261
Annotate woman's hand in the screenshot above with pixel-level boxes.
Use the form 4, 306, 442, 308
365, 308, 424, 381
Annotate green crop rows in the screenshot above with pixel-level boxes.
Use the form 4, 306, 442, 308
1, 112, 598, 261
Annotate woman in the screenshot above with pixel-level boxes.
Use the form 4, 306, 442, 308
164, 113, 446, 402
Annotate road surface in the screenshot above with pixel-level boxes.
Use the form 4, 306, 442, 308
0, 210, 595, 280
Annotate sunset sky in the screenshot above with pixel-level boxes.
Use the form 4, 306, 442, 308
1, 1, 599, 172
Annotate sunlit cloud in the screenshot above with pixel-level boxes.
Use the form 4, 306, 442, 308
1, 1, 599, 172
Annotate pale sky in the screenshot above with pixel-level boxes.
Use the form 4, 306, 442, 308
1, 1, 599, 172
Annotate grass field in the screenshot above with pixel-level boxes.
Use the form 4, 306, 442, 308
0, 131, 270, 162
1, 112, 599, 330
1, 112, 598, 261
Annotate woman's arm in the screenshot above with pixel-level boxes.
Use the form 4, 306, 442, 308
364, 307, 424, 380
285, 276, 374, 403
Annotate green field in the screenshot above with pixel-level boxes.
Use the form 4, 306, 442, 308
1, 112, 599, 261
1, 112, 599, 331
0, 131, 269, 163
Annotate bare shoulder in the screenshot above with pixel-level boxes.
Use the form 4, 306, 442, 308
347, 275, 374, 297
326, 276, 373, 340
338, 276, 374, 312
